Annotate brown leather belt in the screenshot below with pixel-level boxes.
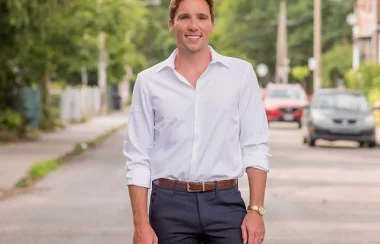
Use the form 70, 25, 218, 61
153, 178, 238, 192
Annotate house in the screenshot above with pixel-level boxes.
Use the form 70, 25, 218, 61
352, 0, 380, 68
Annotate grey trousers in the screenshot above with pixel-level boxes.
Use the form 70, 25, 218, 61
149, 181, 247, 244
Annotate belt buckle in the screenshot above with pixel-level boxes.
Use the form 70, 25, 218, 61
187, 182, 205, 192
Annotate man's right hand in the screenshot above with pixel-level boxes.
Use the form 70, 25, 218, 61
128, 185, 156, 243
133, 223, 158, 244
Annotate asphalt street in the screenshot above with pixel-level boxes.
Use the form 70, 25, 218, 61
0, 122, 379, 244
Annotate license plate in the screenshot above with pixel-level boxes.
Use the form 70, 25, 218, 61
283, 114, 294, 121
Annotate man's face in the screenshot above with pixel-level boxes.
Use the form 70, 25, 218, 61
169, 0, 214, 54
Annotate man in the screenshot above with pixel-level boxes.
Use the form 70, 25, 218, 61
123, 0, 270, 243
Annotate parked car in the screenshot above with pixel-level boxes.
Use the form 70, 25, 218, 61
301, 88, 378, 148
262, 83, 308, 128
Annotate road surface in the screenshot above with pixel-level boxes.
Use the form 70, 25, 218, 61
0, 122, 379, 244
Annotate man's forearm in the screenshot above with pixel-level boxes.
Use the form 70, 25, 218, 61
128, 185, 149, 226
246, 167, 267, 206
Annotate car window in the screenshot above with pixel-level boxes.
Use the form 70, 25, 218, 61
312, 93, 370, 111
267, 88, 304, 100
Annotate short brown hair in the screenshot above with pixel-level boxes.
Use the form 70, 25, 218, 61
169, 0, 215, 23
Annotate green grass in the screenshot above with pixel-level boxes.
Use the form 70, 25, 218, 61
15, 179, 28, 188
14, 159, 61, 188
27, 159, 61, 180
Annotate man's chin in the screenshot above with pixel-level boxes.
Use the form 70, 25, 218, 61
183, 44, 206, 53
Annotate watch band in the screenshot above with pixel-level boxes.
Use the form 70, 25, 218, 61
247, 205, 265, 216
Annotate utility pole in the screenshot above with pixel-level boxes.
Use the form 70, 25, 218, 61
313, 0, 321, 93
275, 0, 289, 84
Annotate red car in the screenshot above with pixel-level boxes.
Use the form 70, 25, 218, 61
262, 83, 308, 128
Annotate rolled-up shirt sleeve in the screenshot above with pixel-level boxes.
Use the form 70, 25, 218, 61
123, 74, 154, 188
239, 63, 271, 173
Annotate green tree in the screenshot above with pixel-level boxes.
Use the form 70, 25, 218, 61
208, 0, 355, 78
133, 0, 176, 70
321, 43, 352, 88
0, 0, 147, 136
1, 0, 72, 131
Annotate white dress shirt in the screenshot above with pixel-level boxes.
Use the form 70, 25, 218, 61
123, 46, 270, 188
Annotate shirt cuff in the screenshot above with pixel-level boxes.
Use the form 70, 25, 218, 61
126, 167, 151, 188
243, 151, 271, 173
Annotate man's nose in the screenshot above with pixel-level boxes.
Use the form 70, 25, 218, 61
188, 18, 199, 31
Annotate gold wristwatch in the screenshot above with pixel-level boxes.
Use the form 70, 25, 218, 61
247, 205, 265, 216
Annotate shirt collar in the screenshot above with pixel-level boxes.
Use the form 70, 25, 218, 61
156, 45, 230, 72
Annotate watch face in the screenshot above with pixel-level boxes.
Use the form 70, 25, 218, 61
259, 206, 265, 215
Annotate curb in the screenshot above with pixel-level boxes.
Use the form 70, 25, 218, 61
0, 123, 126, 201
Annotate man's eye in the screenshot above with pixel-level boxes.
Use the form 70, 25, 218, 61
199, 16, 207, 20
180, 16, 188, 19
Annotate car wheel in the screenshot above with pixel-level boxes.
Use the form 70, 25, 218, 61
359, 141, 365, 147
297, 121, 302, 129
368, 141, 376, 148
308, 136, 316, 147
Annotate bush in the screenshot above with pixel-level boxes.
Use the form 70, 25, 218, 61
345, 62, 380, 105
0, 109, 23, 141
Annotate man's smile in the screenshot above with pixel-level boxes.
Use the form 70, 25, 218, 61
185, 35, 201, 39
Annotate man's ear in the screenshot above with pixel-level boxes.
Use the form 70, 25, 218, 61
168, 19, 174, 32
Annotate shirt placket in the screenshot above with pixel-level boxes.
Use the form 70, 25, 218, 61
190, 89, 201, 179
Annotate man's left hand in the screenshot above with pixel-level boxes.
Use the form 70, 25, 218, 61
241, 210, 265, 244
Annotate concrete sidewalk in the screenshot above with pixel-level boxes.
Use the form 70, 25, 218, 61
0, 109, 129, 191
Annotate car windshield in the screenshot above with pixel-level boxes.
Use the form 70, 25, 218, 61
267, 88, 304, 100
312, 93, 370, 111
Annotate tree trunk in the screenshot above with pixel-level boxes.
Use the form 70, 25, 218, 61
41, 72, 51, 106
